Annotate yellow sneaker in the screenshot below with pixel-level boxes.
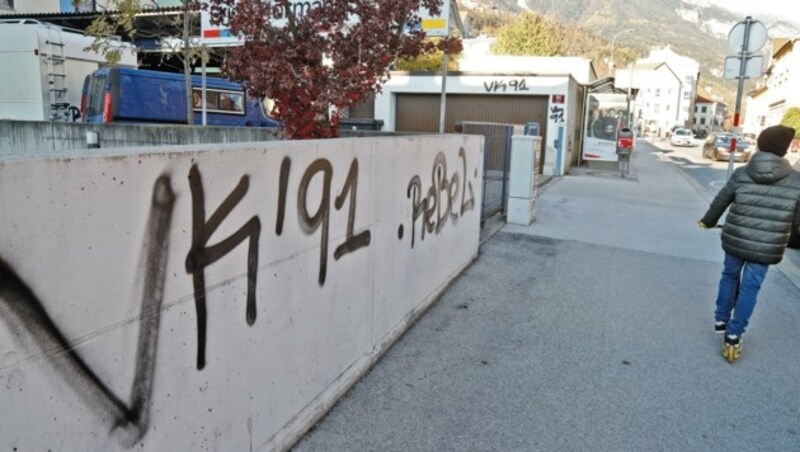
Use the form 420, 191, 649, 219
722, 334, 742, 363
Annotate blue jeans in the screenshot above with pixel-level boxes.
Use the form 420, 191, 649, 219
714, 252, 769, 336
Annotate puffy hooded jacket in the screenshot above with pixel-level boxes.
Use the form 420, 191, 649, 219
702, 151, 800, 264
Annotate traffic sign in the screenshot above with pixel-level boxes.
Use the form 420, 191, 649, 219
728, 19, 767, 53
723, 55, 764, 79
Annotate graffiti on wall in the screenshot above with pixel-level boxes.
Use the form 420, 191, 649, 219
0, 175, 175, 447
276, 157, 372, 286
0, 146, 476, 446
401, 148, 475, 248
50, 103, 82, 122
185, 165, 262, 370
483, 79, 530, 93
550, 105, 565, 123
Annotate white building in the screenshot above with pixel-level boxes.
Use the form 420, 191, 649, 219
614, 61, 683, 136
693, 94, 726, 134
616, 46, 700, 128
459, 36, 597, 85
645, 46, 700, 127
744, 38, 800, 136
371, 37, 598, 176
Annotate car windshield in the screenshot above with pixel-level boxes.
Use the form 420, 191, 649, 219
715, 134, 749, 149
675, 130, 692, 136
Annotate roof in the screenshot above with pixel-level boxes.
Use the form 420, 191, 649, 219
694, 95, 726, 107
0, 6, 187, 34
631, 62, 664, 71
636, 61, 681, 84
747, 84, 768, 98
772, 37, 798, 59
695, 94, 713, 104
587, 77, 631, 95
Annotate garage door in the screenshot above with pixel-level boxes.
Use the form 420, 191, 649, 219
395, 93, 549, 137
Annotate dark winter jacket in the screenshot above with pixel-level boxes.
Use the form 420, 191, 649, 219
701, 151, 800, 265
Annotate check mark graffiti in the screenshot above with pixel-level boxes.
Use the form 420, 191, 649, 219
0, 175, 175, 447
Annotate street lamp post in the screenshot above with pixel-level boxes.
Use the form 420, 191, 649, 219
626, 60, 636, 128
609, 28, 634, 71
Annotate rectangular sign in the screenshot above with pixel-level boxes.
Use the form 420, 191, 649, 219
582, 93, 628, 161
723, 55, 764, 79
201, 0, 451, 47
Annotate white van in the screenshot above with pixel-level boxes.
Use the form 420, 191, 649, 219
0, 19, 136, 122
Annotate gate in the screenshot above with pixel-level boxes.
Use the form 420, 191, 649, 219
456, 121, 520, 221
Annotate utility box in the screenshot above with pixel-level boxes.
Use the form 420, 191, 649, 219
339, 118, 384, 131
616, 127, 634, 155
524, 122, 540, 136
507, 135, 542, 226
616, 127, 634, 177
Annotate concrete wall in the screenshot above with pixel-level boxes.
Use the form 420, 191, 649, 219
0, 120, 409, 159
0, 134, 483, 450
0, 120, 284, 158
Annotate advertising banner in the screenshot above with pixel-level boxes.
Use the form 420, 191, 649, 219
582, 93, 628, 161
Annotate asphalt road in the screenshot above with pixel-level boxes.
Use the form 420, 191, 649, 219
650, 135, 800, 200
650, 137, 747, 201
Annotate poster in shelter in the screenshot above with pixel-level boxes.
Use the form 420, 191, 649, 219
582, 93, 628, 161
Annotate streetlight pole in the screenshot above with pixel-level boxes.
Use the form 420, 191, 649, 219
626, 60, 636, 128
609, 28, 634, 72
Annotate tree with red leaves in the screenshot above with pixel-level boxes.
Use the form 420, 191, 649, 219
205, 0, 462, 139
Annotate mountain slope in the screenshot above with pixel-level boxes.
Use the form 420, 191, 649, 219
458, 0, 799, 105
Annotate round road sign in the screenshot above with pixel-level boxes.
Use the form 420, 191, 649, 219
728, 19, 768, 53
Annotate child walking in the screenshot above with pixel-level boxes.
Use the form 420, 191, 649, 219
699, 125, 800, 362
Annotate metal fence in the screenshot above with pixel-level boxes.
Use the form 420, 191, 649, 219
455, 121, 521, 221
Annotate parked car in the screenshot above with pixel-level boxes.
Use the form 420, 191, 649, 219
670, 128, 695, 146
702, 132, 753, 162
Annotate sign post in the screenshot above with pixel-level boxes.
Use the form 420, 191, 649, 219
724, 17, 767, 179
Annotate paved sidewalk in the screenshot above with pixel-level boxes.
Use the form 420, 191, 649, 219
293, 141, 800, 451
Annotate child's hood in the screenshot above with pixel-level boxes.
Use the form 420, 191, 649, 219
746, 151, 793, 184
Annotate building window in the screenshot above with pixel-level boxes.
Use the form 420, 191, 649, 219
0, 0, 13, 9
654, 104, 660, 113
684, 92, 690, 100
700, 118, 706, 125
192, 89, 246, 115
666, 104, 670, 111
655, 88, 661, 97
701, 106, 707, 113
685, 75, 693, 84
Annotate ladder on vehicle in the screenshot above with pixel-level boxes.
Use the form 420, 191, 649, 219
44, 24, 68, 121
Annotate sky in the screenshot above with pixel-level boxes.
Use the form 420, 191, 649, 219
701, 0, 800, 26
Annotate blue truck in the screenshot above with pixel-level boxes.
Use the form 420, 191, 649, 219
81, 67, 278, 127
